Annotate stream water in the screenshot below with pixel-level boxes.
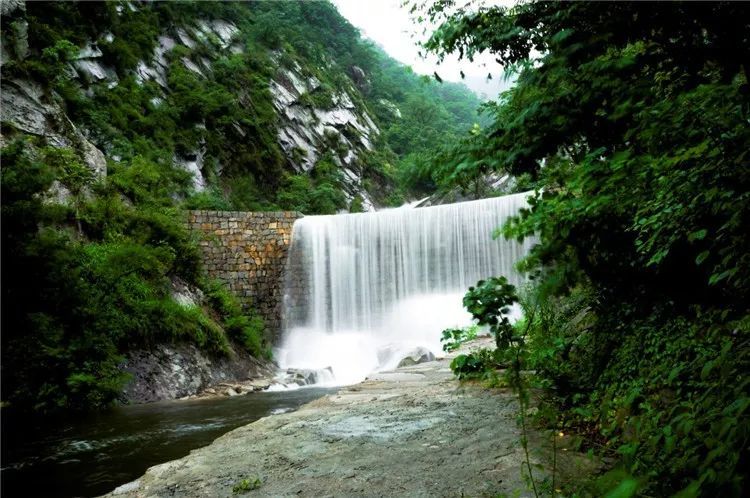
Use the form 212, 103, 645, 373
1, 388, 333, 498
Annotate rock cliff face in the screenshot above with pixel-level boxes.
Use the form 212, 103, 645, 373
270, 61, 379, 210
1, 1, 382, 210
120, 343, 275, 403
0, 79, 107, 176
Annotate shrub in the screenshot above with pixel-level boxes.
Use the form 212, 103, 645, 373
203, 279, 268, 358
449, 348, 502, 380
440, 324, 478, 352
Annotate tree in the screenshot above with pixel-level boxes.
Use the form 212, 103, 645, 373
415, 1, 750, 495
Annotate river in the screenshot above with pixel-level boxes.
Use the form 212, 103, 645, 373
1, 388, 333, 498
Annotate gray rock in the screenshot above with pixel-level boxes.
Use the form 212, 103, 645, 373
1, 80, 49, 137
283, 366, 333, 386
75, 43, 103, 60
120, 343, 276, 404
379, 98, 402, 119
175, 28, 197, 49
247, 379, 272, 391
103, 346, 599, 498
171, 277, 205, 308
73, 59, 117, 84
0, 79, 107, 178
350, 65, 371, 93
173, 146, 207, 192
397, 347, 436, 368
0, 0, 25, 17
181, 57, 204, 77
268, 64, 379, 211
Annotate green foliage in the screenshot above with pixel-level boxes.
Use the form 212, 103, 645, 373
184, 188, 232, 211
298, 84, 336, 109
232, 477, 262, 494
0, 0, 480, 413
421, 1, 750, 494
463, 277, 519, 349
276, 155, 347, 214
440, 325, 478, 352
3, 0, 482, 214
240, 0, 483, 203
349, 195, 365, 213
204, 280, 268, 359
0, 141, 250, 413
449, 348, 503, 381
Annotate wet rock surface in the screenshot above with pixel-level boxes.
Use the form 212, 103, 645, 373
106, 338, 597, 497
278, 367, 334, 387
120, 344, 276, 404
396, 346, 436, 367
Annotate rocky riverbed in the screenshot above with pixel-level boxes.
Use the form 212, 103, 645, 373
107, 338, 597, 497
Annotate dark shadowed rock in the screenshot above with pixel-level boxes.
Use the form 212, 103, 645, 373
120, 343, 276, 404
397, 347, 436, 367
349, 65, 371, 94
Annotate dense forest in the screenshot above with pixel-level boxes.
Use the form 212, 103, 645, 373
422, 1, 749, 496
0, 0, 482, 412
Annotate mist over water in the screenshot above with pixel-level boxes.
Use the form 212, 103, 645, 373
277, 192, 535, 385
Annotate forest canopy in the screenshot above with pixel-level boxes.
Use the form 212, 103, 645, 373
418, 1, 750, 496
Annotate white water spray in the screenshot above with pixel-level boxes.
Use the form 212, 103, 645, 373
276, 192, 535, 385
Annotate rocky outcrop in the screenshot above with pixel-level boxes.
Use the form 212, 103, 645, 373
376, 344, 438, 371
396, 347, 436, 367
0, 79, 107, 180
0, 0, 25, 17
2, 2, 386, 208
270, 61, 378, 211
120, 343, 276, 404
379, 98, 402, 119
72, 43, 118, 85
117, 277, 278, 404
350, 65, 371, 94
174, 145, 207, 192
276, 366, 334, 387
414, 172, 518, 207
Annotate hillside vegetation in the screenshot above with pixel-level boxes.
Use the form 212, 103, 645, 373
422, 1, 749, 496
0, 0, 481, 412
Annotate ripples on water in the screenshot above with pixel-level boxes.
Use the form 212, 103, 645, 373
1, 387, 333, 498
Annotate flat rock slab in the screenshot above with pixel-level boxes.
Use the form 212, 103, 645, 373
105, 338, 595, 497
365, 371, 427, 382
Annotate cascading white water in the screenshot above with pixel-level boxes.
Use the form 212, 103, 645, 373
276, 192, 535, 386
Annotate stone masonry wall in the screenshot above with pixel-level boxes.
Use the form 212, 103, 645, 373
186, 210, 303, 343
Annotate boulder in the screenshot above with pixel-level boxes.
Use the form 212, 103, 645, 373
349, 65, 371, 93
397, 347, 436, 368
284, 366, 333, 386
247, 379, 272, 391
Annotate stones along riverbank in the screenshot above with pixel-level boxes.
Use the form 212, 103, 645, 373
106, 338, 596, 497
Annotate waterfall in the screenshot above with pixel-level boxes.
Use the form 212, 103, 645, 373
276, 192, 536, 385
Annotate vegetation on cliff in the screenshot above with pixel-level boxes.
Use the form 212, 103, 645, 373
423, 1, 750, 495
0, 0, 482, 412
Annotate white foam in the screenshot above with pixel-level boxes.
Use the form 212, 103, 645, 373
280, 193, 535, 385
